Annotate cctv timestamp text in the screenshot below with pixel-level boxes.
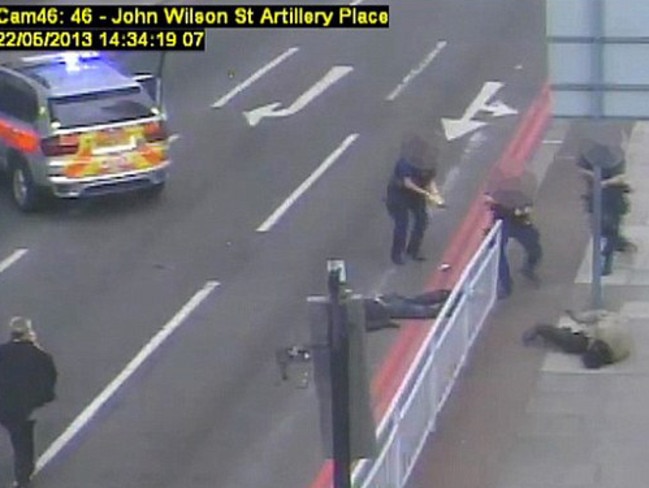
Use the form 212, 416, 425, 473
0, 29, 206, 50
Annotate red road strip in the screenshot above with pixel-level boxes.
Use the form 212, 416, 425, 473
308, 83, 551, 488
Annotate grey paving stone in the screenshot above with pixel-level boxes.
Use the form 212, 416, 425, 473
517, 411, 588, 438
496, 435, 596, 487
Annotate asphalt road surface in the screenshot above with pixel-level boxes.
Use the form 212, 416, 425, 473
0, 1, 546, 487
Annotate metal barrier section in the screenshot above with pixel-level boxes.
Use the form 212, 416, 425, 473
352, 221, 502, 488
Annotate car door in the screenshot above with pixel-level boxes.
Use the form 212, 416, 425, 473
0, 69, 40, 165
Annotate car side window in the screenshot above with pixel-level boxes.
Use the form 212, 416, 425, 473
0, 71, 39, 124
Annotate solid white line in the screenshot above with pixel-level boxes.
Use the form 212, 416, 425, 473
256, 134, 359, 232
35, 280, 220, 473
0, 248, 28, 274
212, 47, 300, 108
542, 139, 563, 144
386, 41, 448, 101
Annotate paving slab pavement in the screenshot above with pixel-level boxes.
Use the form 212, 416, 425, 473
407, 119, 649, 488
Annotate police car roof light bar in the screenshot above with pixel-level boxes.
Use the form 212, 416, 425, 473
20, 51, 101, 67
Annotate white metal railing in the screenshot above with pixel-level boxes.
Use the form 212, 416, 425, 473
351, 220, 502, 488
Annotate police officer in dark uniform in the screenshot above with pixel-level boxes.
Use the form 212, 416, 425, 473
386, 137, 444, 265
0, 317, 57, 488
581, 172, 631, 275
486, 192, 542, 298
578, 146, 632, 276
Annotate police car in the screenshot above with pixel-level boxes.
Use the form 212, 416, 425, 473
0, 51, 170, 212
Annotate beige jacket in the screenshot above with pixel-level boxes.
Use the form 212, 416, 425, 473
568, 309, 632, 363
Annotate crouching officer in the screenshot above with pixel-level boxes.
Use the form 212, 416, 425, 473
386, 136, 445, 265
0, 317, 57, 488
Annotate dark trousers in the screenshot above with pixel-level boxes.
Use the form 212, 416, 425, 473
387, 200, 428, 261
523, 324, 589, 354
508, 223, 542, 271
601, 213, 622, 275
1, 417, 35, 485
498, 221, 542, 297
498, 242, 513, 298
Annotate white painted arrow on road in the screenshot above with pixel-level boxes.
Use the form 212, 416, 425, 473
442, 81, 518, 141
244, 66, 354, 126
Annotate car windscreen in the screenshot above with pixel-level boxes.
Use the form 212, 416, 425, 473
49, 86, 155, 129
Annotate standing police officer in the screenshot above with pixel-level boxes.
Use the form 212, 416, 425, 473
578, 144, 632, 276
386, 136, 445, 265
486, 191, 542, 298
0, 317, 57, 488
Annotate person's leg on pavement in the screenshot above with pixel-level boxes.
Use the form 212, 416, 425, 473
523, 324, 588, 353
405, 201, 428, 260
601, 235, 615, 276
510, 224, 542, 282
601, 212, 621, 275
498, 241, 512, 299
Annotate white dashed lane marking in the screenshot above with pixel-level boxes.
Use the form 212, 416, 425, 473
0, 248, 28, 275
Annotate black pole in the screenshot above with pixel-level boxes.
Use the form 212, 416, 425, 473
591, 164, 603, 308
589, 0, 604, 309
327, 268, 352, 488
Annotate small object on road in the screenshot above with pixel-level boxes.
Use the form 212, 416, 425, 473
439, 263, 451, 271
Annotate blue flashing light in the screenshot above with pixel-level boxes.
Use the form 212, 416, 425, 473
20, 51, 103, 72
61, 51, 101, 72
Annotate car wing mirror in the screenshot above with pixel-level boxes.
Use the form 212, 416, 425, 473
133, 73, 162, 106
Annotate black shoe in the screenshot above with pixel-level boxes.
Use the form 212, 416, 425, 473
12, 472, 33, 488
407, 251, 426, 262
522, 328, 539, 346
391, 254, 405, 265
520, 267, 540, 286
616, 239, 638, 253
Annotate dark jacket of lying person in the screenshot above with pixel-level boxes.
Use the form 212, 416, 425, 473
522, 309, 631, 369
364, 289, 452, 331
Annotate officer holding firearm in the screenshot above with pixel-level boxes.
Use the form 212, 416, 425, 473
385, 136, 445, 265
485, 188, 542, 298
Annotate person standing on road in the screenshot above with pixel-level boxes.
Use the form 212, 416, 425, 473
0, 317, 57, 488
385, 136, 445, 265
